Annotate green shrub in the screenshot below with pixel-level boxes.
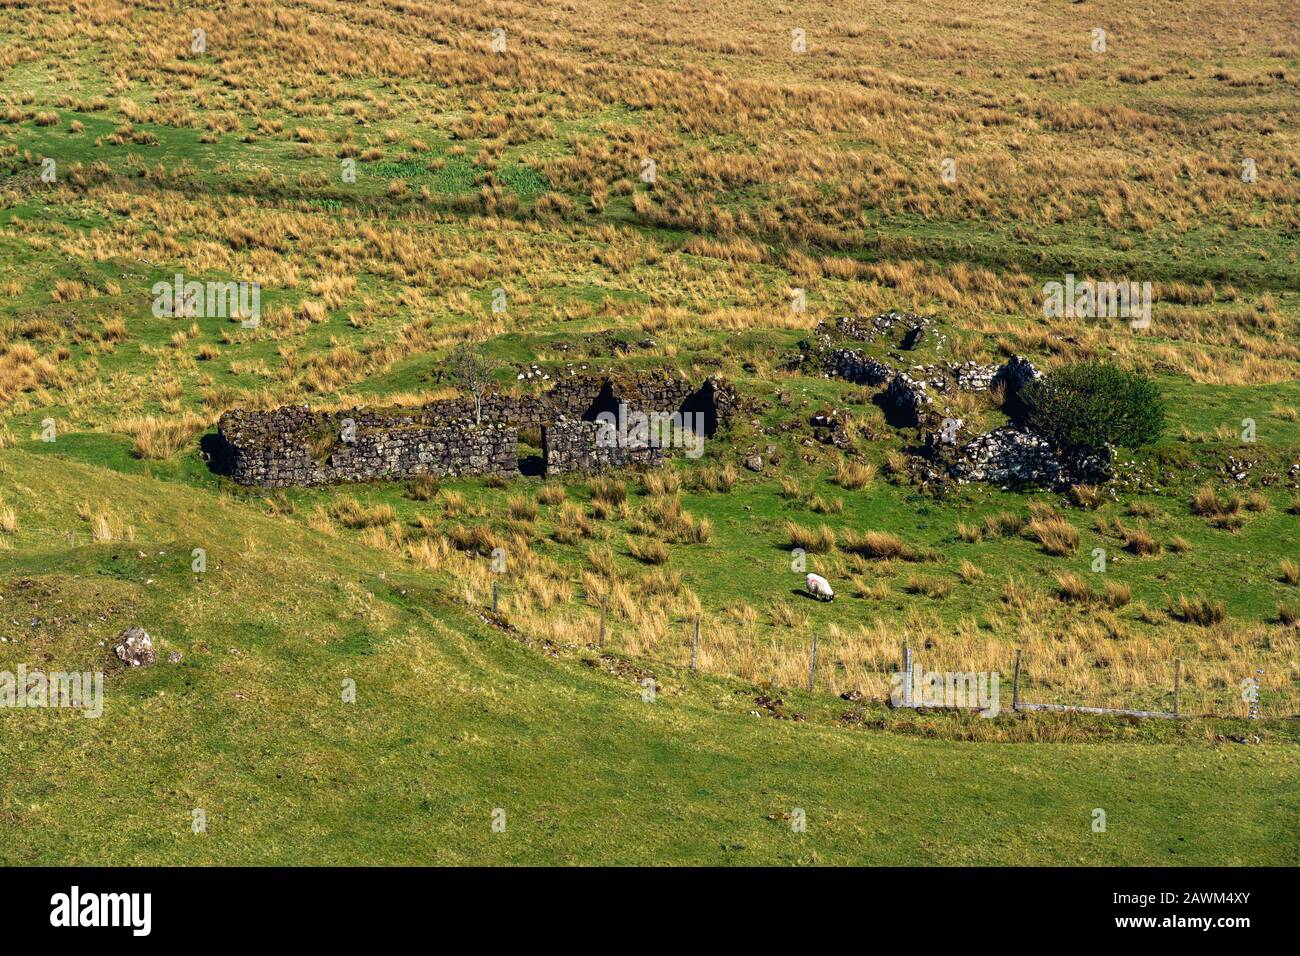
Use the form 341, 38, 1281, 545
1020, 362, 1164, 453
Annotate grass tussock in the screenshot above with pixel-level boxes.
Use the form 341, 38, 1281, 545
1172, 594, 1226, 626
119, 412, 209, 460
831, 458, 875, 490
405, 474, 439, 501
841, 529, 928, 562
786, 521, 836, 554
627, 536, 670, 565
1025, 516, 1079, 556
983, 512, 1025, 538
695, 462, 737, 493
537, 484, 566, 506
330, 497, 397, 529
1280, 559, 1300, 586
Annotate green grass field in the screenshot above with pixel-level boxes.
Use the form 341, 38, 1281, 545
1, 0, 1298, 865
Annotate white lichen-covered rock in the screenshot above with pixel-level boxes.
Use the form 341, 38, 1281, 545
950, 426, 1062, 485
114, 626, 157, 668
948, 361, 999, 391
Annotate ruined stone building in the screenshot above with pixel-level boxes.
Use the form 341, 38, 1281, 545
213, 374, 737, 487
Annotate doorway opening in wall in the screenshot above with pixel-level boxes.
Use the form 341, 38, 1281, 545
517, 426, 545, 476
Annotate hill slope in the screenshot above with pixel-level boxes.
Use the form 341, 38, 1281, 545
1, 449, 1296, 866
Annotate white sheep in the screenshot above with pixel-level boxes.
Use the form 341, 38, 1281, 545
806, 573, 834, 602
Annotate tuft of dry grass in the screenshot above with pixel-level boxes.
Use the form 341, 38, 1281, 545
538, 484, 566, 506
1103, 580, 1132, 608
768, 602, 809, 629
904, 575, 952, 599
983, 512, 1025, 538
642, 470, 682, 497
1120, 524, 1161, 557
883, 450, 910, 477
809, 494, 843, 514
118, 412, 209, 460
1069, 484, 1103, 509
1172, 594, 1226, 626
1055, 572, 1092, 603
405, 474, 439, 501
628, 536, 669, 565
553, 502, 594, 543
696, 462, 738, 493
590, 476, 627, 506
786, 520, 836, 554
831, 458, 875, 490
330, 497, 396, 529
1191, 484, 1248, 528
1025, 516, 1079, 556
1281, 559, 1300, 586
507, 495, 539, 522
841, 529, 926, 562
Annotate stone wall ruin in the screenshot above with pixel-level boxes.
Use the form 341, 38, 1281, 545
214, 374, 736, 487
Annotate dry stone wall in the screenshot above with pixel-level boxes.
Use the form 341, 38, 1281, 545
543, 416, 665, 475
219, 406, 518, 487
216, 373, 736, 487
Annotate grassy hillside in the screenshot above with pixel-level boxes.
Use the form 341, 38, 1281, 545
1, 448, 1296, 865
1, 0, 1298, 865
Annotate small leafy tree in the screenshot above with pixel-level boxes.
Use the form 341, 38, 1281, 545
444, 344, 498, 424
1020, 362, 1165, 453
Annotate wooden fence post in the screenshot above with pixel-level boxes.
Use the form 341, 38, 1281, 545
1173, 658, 1181, 716
902, 641, 913, 707
807, 631, 819, 693
690, 615, 700, 672
599, 599, 606, 649
1012, 650, 1022, 712
491, 580, 498, 614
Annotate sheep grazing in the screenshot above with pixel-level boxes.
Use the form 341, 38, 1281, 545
806, 573, 834, 602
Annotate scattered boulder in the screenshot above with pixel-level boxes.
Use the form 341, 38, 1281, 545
114, 626, 157, 668
743, 454, 764, 473
810, 409, 854, 449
